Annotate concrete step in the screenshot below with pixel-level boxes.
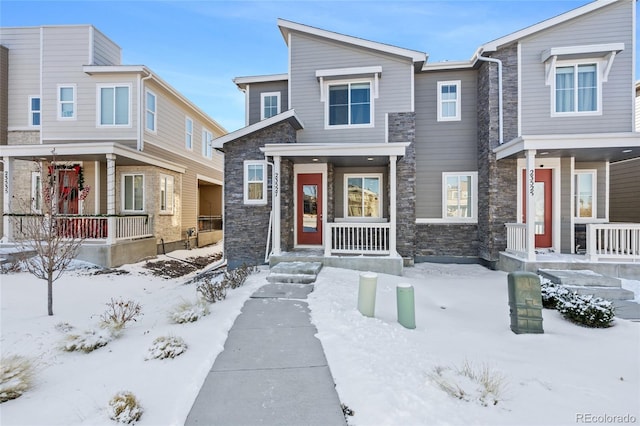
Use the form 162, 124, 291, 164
267, 261, 323, 284
564, 285, 635, 301
539, 269, 622, 288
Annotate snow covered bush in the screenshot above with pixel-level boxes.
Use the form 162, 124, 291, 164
428, 361, 506, 407
0, 355, 34, 403
196, 279, 227, 303
539, 276, 572, 309
107, 391, 143, 424
222, 264, 256, 290
61, 329, 112, 353
557, 293, 614, 328
145, 336, 187, 360
169, 299, 209, 324
99, 298, 142, 335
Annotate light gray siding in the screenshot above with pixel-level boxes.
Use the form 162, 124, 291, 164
560, 158, 572, 252
414, 70, 478, 218
609, 158, 640, 222
520, 0, 634, 134
247, 80, 288, 125
635, 86, 639, 131
92, 27, 121, 66
289, 32, 413, 144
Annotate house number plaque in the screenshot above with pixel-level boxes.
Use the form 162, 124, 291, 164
273, 172, 279, 197
528, 169, 535, 196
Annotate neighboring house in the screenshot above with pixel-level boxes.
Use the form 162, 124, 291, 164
215, 0, 640, 274
0, 25, 225, 267
609, 80, 640, 223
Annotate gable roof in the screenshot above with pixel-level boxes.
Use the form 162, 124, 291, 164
212, 109, 304, 148
277, 19, 427, 65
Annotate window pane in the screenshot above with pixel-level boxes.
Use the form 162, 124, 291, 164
555, 66, 574, 113
441, 85, 456, 100
350, 83, 370, 103
101, 88, 114, 124
115, 87, 129, 125
124, 175, 133, 210
329, 85, 348, 126
442, 102, 456, 118
31, 97, 40, 111
330, 105, 348, 125
147, 92, 156, 111
60, 87, 73, 101
61, 103, 74, 118
577, 64, 597, 112
32, 113, 40, 126
446, 176, 459, 217
347, 177, 363, 217
362, 177, 379, 217
575, 173, 593, 217
302, 184, 318, 232
248, 182, 263, 200
134, 175, 143, 210
160, 178, 166, 211
351, 104, 370, 125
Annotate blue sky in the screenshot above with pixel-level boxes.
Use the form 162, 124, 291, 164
1, 0, 637, 132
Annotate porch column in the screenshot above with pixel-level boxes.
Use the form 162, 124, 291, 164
389, 155, 397, 255
525, 149, 536, 261
2, 157, 12, 243
106, 154, 116, 245
272, 155, 281, 255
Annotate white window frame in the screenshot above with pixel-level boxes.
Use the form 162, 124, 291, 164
28, 96, 41, 127
57, 84, 76, 120
437, 80, 461, 122
185, 117, 193, 150
260, 92, 281, 120
145, 89, 157, 133
121, 173, 145, 212
97, 83, 132, 127
551, 59, 602, 117
159, 174, 174, 214
323, 78, 374, 129
343, 173, 383, 220
31, 171, 42, 213
202, 128, 213, 159
441, 172, 478, 222
244, 160, 267, 205
574, 169, 597, 220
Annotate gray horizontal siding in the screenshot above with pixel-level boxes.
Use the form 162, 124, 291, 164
520, 0, 634, 134
414, 70, 478, 218
609, 158, 640, 222
289, 32, 413, 144
248, 80, 288, 125
92, 28, 120, 66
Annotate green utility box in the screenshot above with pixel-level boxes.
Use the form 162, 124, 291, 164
507, 271, 544, 334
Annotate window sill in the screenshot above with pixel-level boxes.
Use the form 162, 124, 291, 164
416, 218, 478, 224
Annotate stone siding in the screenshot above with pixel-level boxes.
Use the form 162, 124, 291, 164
388, 112, 416, 259
415, 224, 480, 258
8, 131, 39, 145
224, 122, 297, 269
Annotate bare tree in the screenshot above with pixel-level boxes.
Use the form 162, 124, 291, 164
11, 151, 88, 315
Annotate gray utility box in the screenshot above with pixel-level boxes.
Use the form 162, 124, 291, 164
508, 271, 544, 334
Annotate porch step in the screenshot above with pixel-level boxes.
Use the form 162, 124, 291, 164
266, 261, 323, 284
539, 269, 634, 302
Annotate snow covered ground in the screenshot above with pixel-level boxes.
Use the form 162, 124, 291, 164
1, 247, 639, 426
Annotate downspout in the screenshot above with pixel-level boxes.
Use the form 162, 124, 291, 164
138, 71, 153, 151
477, 55, 503, 145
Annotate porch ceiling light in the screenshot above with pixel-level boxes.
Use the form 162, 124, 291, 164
622, 149, 632, 153
312, 158, 319, 162
539, 151, 549, 155
367, 157, 374, 161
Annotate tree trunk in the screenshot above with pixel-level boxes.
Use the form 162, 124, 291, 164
48, 271, 53, 316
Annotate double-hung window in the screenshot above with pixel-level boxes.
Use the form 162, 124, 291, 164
345, 174, 382, 219
58, 85, 76, 120
574, 170, 596, 219
145, 90, 156, 132
202, 129, 213, 159
244, 161, 267, 205
29, 96, 41, 126
442, 172, 477, 221
122, 174, 144, 212
437, 81, 461, 121
261, 92, 280, 120
185, 117, 193, 150
554, 63, 599, 114
99, 84, 130, 126
159, 174, 174, 214
327, 81, 371, 127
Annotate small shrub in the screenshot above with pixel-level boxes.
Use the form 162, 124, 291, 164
169, 299, 209, 324
61, 329, 112, 353
145, 336, 187, 360
557, 293, 614, 328
108, 391, 143, 424
0, 355, 35, 403
221, 264, 256, 290
539, 276, 572, 309
428, 360, 506, 407
196, 279, 227, 303
99, 298, 143, 334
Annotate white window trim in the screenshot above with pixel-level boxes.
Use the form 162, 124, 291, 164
96, 83, 132, 127
185, 117, 193, 150
57, 84, 76, 120
28, 95, 41, 127
441, 172, 478, 223
202, 128, 213, 159
550, 59, 602, 117
343, 173, 383, 220
159, 174, 174, 214
145, 89, 157, 133
574, 169, 597, 221
260, 92, 281, 120
437, 80, 461, 122
323, 78, 375, 129
244, 160, 267, 205
31, 171, 42, 213
121, 173, 145, 212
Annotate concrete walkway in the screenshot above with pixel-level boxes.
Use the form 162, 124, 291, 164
185, 282, 346, 425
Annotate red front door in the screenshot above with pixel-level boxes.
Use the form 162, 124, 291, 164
297, 173, 322, 245
522, 169, 552, 248
57, 169, 79, 214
